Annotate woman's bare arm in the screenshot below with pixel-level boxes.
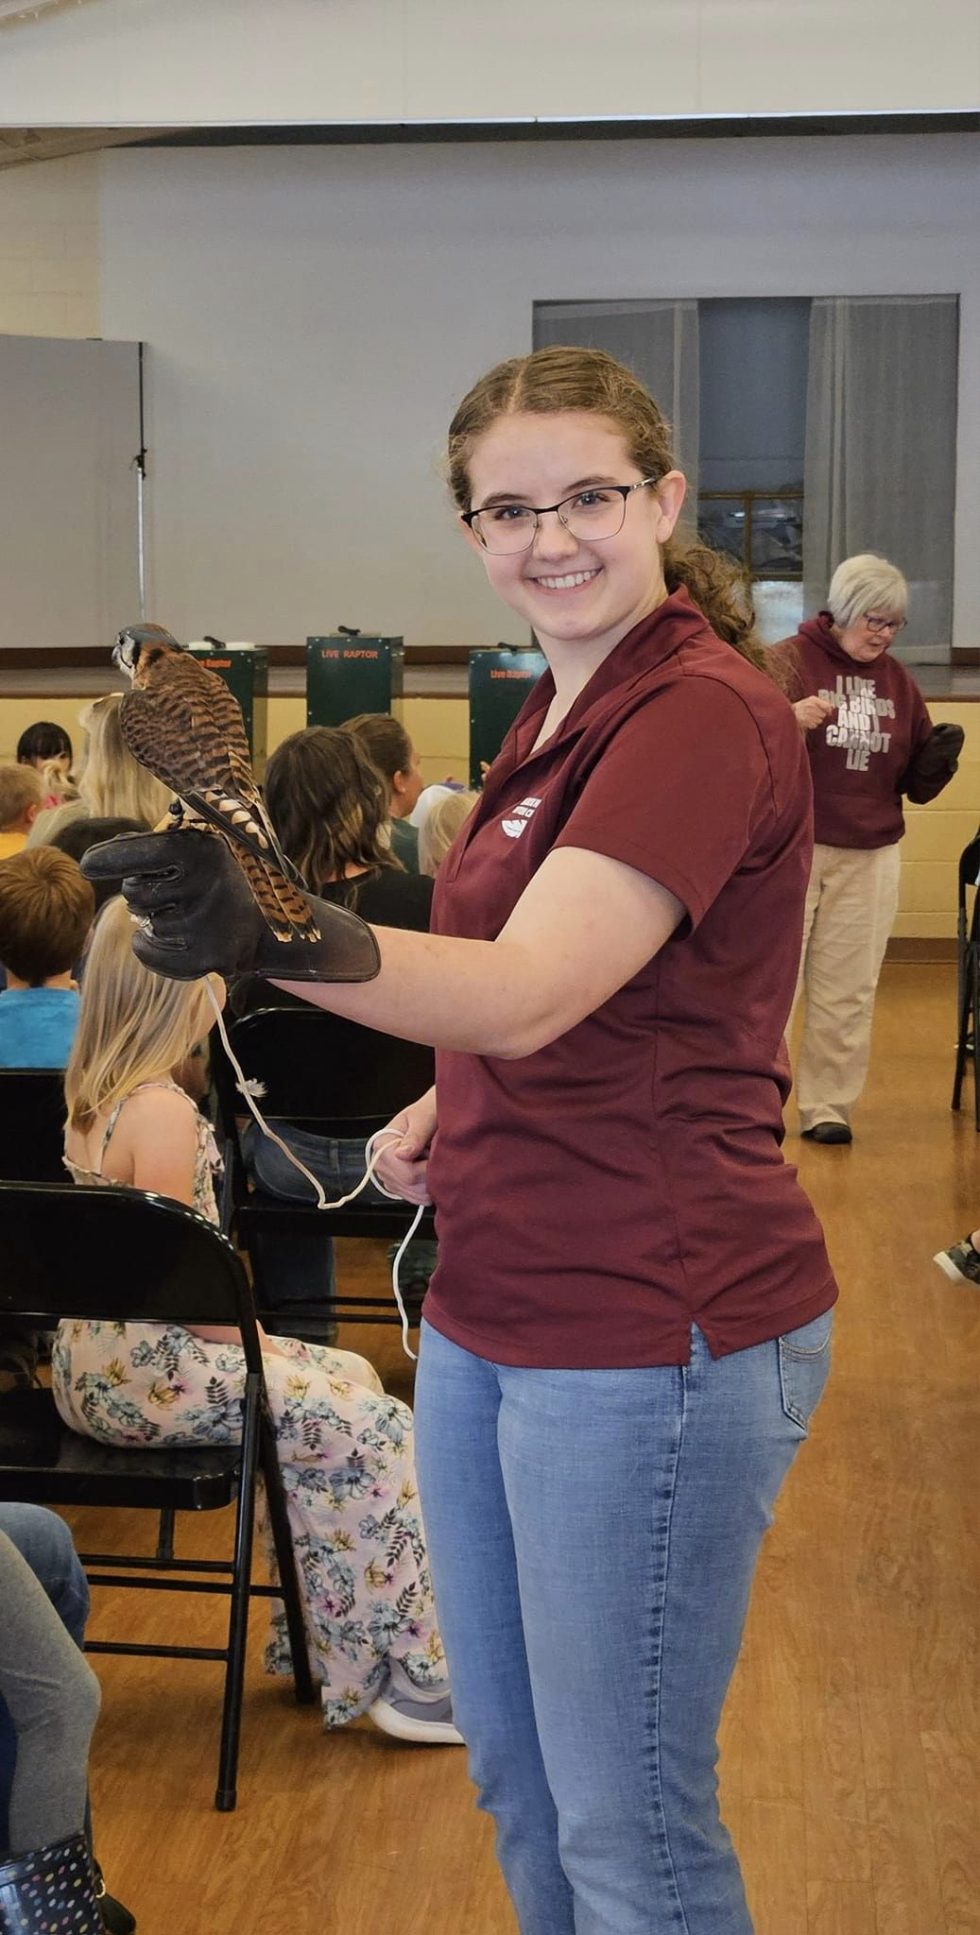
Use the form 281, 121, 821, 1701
277, 846, 684, 1060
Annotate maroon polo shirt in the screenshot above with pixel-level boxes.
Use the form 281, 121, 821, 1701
769, 616, 934, 849
424, 589, 837, 1369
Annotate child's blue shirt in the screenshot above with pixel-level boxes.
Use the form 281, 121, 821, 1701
0, 986, 80, 1069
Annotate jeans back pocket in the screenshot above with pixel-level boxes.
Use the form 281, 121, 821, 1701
777, 1309, 833, 1434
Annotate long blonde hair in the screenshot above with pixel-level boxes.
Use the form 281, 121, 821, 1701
77, 694, 173, 826
447, 345, 763, 669
65, 896, 215, 1132
418, 790, 479, 876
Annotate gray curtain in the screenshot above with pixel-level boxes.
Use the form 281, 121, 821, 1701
532, 299, 700, 504
803, 296, 958, 657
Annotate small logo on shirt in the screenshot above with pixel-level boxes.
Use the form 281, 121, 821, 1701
501, 797, 541, 840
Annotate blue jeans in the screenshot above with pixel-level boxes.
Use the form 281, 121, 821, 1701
413, 1312, 833, 1935
0, 1505, 89, 1851
240, 1122, 437, 1328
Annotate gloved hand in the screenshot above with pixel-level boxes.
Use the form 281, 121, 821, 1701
903, 722, 965, 804
81, 830, 381, 983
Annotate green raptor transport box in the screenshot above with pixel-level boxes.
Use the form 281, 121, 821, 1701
468, 646, 547, 787
187, 640, 268, 770
306, 633, 405, 727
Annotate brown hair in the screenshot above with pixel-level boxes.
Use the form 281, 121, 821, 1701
0, 846, 94, 984
447, 345, 763, 669
342, 713, 414, 793
264, 727, 399, 892
0, 762, 42, 831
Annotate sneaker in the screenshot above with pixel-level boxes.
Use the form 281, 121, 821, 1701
802, 1122, 853, 1145
368, 1683, 464, 1746
934, 1237, 980, 1287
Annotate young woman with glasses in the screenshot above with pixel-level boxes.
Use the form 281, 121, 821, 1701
86, 344, 838, 1935
772, 553, 962, 1144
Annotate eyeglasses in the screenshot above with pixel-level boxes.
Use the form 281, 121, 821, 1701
864, 614, 906, 636
462, 479, 660, 556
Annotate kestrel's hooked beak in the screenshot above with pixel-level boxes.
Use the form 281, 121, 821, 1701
112, 623, 185, 678
112, 633, 139, 678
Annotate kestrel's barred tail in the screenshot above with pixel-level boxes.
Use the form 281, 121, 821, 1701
234, 841, 322, 945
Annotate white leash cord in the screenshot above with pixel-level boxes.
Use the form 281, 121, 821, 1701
207, 983, 426, 1358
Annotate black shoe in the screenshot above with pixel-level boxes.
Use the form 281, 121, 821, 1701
101, 1895, 137, 1935
802, 1122, 853, 1145
94, 1861, 137, 1933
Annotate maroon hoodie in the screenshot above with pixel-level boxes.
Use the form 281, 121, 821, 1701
769, 614, 935, 848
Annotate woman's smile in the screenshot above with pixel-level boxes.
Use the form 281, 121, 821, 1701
527, 567, 603, 595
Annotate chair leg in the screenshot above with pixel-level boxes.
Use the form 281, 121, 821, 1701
952, 944, 975, 1112
972, 952, 980, 1134
155, 1507, 176, 1562
214, 1377, 261, 1812
259, 1403, 316, 1707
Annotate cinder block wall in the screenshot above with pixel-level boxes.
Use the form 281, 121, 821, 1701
897, 702, 978, 941
1, 691, 972, 937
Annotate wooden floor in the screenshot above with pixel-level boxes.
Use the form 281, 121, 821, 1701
65, 961, 980, 1935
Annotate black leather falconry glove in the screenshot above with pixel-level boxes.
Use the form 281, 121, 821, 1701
902, 722, 965, 805
82, 830, 381, 984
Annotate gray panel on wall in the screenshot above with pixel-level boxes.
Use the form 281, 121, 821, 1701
0, 336, 140, 650
699, 298, 810, 494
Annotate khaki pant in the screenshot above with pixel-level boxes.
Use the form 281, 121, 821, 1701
793, 840, 902, 1131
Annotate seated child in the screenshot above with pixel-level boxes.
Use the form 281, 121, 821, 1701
0, 765, 42, 860
16, 722, 75, 809
0, 848, 94, 1069
55, 897, 460, 1743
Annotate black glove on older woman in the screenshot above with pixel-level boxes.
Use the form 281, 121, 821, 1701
81, 831, 381, 983
902, 721, 965, 805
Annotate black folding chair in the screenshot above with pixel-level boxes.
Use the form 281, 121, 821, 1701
0, 1181, 316, 1810
211, 1005, 436, 1327
0, 1067, 67, 1182
951, 832, 980, 1130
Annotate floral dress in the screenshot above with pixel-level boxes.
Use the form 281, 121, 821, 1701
53, 1081, 446, 1725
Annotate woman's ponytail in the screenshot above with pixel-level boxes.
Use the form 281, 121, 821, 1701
662, 537, 764, 672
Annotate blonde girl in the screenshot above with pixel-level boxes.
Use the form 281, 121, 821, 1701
54, 897, 459, 1742
417, 789, 479, 878
30, 695, 173, 849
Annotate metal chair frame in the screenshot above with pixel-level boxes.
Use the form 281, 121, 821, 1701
951, 833, 980, 1131
0, 1181, 316, 1811
211, 1004, 436, 1326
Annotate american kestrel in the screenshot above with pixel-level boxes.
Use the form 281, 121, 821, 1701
112, 624, 320, 945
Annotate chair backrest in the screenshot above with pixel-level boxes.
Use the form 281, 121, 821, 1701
215, 1005, 435, 1135
0, 1181, 261, 1364
0, 1067, 67, 1183
958, 833, 980, 897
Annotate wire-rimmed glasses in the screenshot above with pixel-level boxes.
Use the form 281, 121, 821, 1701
462, 479, 660, 555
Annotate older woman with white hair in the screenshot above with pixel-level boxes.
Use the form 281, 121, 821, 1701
772, 553, 963, 1144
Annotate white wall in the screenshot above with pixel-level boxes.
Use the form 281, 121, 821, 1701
0, 155, 99, 337
93, 135, 980, 646
0, 0, 977, 125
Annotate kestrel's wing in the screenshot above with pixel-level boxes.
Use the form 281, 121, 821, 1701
119, 659, 298, 881
119, 659, 320, 943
